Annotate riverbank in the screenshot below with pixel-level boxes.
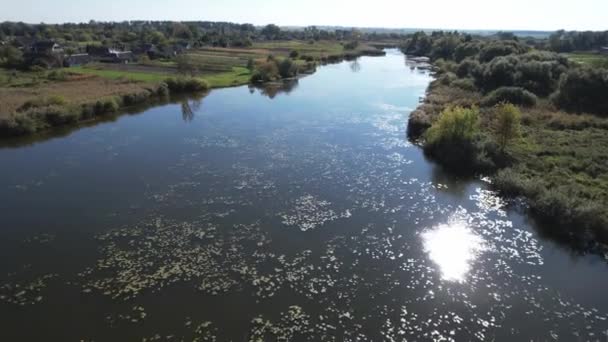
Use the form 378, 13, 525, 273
0, 40, 385, 137
409, 74, 608, 249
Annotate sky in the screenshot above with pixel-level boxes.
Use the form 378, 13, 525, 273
1, 0, 606, 31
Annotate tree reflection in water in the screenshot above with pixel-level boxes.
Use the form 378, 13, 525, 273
350, 59, 361, 73
248, 79, 299, 99
180, 96, 204, 122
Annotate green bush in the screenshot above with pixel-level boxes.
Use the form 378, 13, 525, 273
47, 70, 68, 81
250, 60, 280, 83
426, 106, 480, 145
478, 40, 529, 63
493, 103, 522, 150
156, 82, 170, 97
552, 67, 608, 116
103, 97, 120, 113
19, 96, 67, 111
165, 77, 209, 93
437, 72, 457, 86
482, 87, 538, 107
451, 78, 477, 91
278, 58, 298, 79
456, 58, 481, 78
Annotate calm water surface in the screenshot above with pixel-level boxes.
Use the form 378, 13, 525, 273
1, 50, 608, 341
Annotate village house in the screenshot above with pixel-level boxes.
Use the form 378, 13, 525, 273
30, 40, 63, 55
86, 46, 135, 63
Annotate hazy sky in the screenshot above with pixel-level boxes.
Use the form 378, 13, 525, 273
1, 0, 606, 31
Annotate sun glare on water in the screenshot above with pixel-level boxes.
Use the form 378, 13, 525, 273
422, 220, 486, 282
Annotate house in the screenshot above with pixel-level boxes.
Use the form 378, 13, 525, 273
31, 41, 63, 55
86, 46, 135, 63
64, 53, 91, 67
25, 40, 64, 68
174, 41, 192, 54
100, 50, 135, 64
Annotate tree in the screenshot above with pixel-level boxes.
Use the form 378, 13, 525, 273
0, 45, 24, 68
175, 54, 199, 76
426, 106, 480, 145
261, 24, 281, 40
246, 58, 255, 71
494, 103, 521, 151
552, 67, 608, 116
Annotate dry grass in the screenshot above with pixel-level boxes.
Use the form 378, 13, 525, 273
0, 77, 155, 117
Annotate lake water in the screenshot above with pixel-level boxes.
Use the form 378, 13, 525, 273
1, 50, 608, 341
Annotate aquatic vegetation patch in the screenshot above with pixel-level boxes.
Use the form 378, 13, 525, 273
280, 194, 352, 232
0, 272, 57, 306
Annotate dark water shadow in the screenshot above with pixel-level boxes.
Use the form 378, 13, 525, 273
0, 92, 209, 150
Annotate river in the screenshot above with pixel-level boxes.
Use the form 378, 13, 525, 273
1, 49, 607, 341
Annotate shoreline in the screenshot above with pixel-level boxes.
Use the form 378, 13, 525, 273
407, 59, 608, 253
0, 48, 387, 141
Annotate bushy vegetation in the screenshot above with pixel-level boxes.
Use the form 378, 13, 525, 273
426, 106, 480, 145
0, 80, 197, 136
424, 106, 488, 172
552, 67, 608, 116
406, 30, 608, 245
251, 56, 299, 83
482, 87, 538, 107
165, 77, 210, 92
493, 103, 521, 150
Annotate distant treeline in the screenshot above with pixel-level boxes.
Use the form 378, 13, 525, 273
401, 31, 608, 116
0, 21, 402, 51
548, 30, 608, 52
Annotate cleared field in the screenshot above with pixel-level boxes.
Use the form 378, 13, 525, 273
57, 40, 381, 89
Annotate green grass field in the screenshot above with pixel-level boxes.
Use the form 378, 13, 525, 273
69, 65, 252, 88
69, 66, 169, 82
565, 52, 608, 68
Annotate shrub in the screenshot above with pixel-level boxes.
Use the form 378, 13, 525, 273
289, 50, 299, 59
165, 77, 209, 92
103, 97, 120, 113
44, 106, 79, 125
246, 58, 255, 71
437, 72, 457, 86
426, 106, 480, 145
478, 40, 529, 63
19, 96, 67, 111
344, 41, 359, 50
482, 87, 537, 107
156, 82, 170, 97
454, 42, 481, 62
456, 58, 481, 78
47, 70, 68, 81
552, 67, 608, 116
493, 103, 521, 151
479, 56, 518, 90
278, 58, 298, 79
251, 60, 279, 82
451, 78, 477, 91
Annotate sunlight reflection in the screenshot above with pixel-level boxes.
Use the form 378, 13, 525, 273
422, 220, 486, 282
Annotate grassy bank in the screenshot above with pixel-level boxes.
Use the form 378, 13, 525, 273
410, 80, 608, 247
402, 32, 608, 248
1, 40, 385, 137
0, 70, 209, 136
